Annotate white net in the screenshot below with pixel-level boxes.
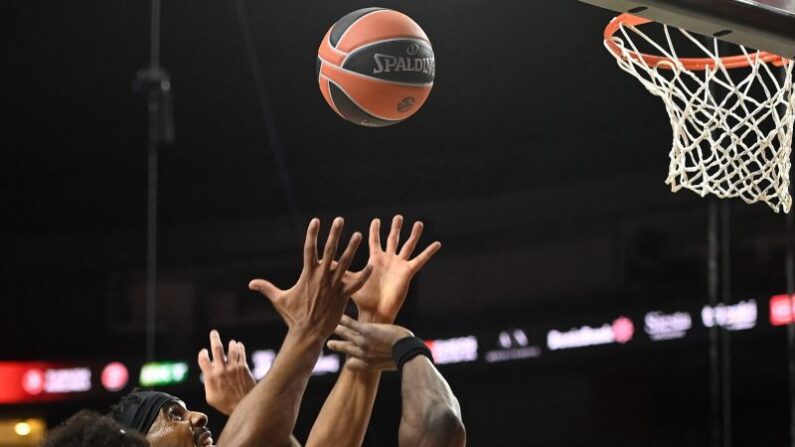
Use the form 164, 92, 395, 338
605, 16, 795, 212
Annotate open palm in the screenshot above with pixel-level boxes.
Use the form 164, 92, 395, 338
350, 215, 441, 323
250, 218, 372, 338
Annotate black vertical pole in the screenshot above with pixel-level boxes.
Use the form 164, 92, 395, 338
777, 64, 795, 447
707, 39, 733, 447
145, 124, 158, 362
787, 204, 795, 447
135, 0, 173, 362
145, 0, 160, 364
708, 199, 721, 447
720, 200, 731, 447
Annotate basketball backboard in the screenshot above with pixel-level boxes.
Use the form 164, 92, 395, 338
579, 0, 795, 58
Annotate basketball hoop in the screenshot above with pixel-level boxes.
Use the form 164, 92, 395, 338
604, 14, 795, 212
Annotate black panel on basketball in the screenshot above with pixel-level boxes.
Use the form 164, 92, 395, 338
328, 82, 397, 127
342, 39, 435, 84
316, 57, 322, 80
329, 7, 386, 48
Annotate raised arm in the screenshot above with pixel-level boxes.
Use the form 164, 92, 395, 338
197, 330, 256, 416
328, 317, 466, 447
306, 216, 441, 447
199, 331, 301, 447
216, 217, 371, 447
399, 355, 465, 447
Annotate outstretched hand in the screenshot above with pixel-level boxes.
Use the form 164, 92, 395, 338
249, 217, 372, 341
327, 315, 415, 371
349, 215, 441, 323
198, 330, 257, 416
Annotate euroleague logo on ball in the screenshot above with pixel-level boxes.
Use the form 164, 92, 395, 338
397, 97, 415, 112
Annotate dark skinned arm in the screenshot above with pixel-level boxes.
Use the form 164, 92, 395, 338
327, 317, 466, 447
306, 216, 441, 447
216, 217, 371, 447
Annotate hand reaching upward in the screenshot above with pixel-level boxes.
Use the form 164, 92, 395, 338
198, 330, 256, 415
249, 217, 372, 341
351, 215, 441, 323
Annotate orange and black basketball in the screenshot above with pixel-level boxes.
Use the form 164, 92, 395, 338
317, 8, 435, 127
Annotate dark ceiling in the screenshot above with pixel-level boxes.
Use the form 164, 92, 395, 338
0, 0, 675, 231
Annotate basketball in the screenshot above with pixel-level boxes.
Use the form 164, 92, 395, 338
317, 8, 435, 127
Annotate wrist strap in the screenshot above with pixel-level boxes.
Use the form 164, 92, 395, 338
392, 336, 433, 372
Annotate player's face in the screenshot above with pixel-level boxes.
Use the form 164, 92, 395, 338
146, 401, 213, 447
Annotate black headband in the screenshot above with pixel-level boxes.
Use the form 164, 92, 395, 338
114, 391, 180, 434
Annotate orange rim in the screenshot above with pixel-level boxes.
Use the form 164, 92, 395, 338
604, 14, 788, 70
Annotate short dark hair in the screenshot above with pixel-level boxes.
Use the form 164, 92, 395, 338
40, 410, 149, 447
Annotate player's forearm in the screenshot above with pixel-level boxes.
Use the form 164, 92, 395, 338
305, 363, 381, 447
398, 357, 465, 447
218, 329, 324, 447
306, 312, 388, 447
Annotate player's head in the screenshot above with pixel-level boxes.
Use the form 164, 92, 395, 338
41, 409, 149, 447
110, 389, 213, 447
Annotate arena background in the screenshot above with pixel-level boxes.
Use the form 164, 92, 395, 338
1, 0, 792, 445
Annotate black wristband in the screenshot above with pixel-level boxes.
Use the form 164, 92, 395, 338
392, 336, 433, 372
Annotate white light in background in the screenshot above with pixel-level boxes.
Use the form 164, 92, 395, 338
512, 329, 529, 347
485, 347, 541, 363
14, 421, 31, 436
498, 332, 512, 349
486, 329, 539, 363
644, 311, 692, 341
548, 325, 614, 350
23, 367, 92, 394
547, 317, 634, 350
312, 354, 340, 376
252, 349, 340, 378
701, 300, 757, 331
426, 336, 478, 365
252, 350, 275, 380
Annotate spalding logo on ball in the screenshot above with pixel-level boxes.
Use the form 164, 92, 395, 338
317, 8, 435, 127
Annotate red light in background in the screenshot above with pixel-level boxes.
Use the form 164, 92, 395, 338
21, 369, 45, 395
101, 362, 129, 392
424, 340, 435, 362
770, 294, 794, 326
612, 317, 635, 344
0, 363, 52, 403
0, 362, 95, 404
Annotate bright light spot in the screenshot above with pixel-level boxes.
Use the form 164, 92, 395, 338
101, 362, 129, 392
702, 300, 757, 331
15, 421, 31, 436
44, 368, 92, 393
644, 310, 692, 340
426, 336, 478, 365
252, 350, 276, 380
139, 362, 189, 387
21, 369, 45, 395
611, 317, 635, 344
312, 354, 340, 376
